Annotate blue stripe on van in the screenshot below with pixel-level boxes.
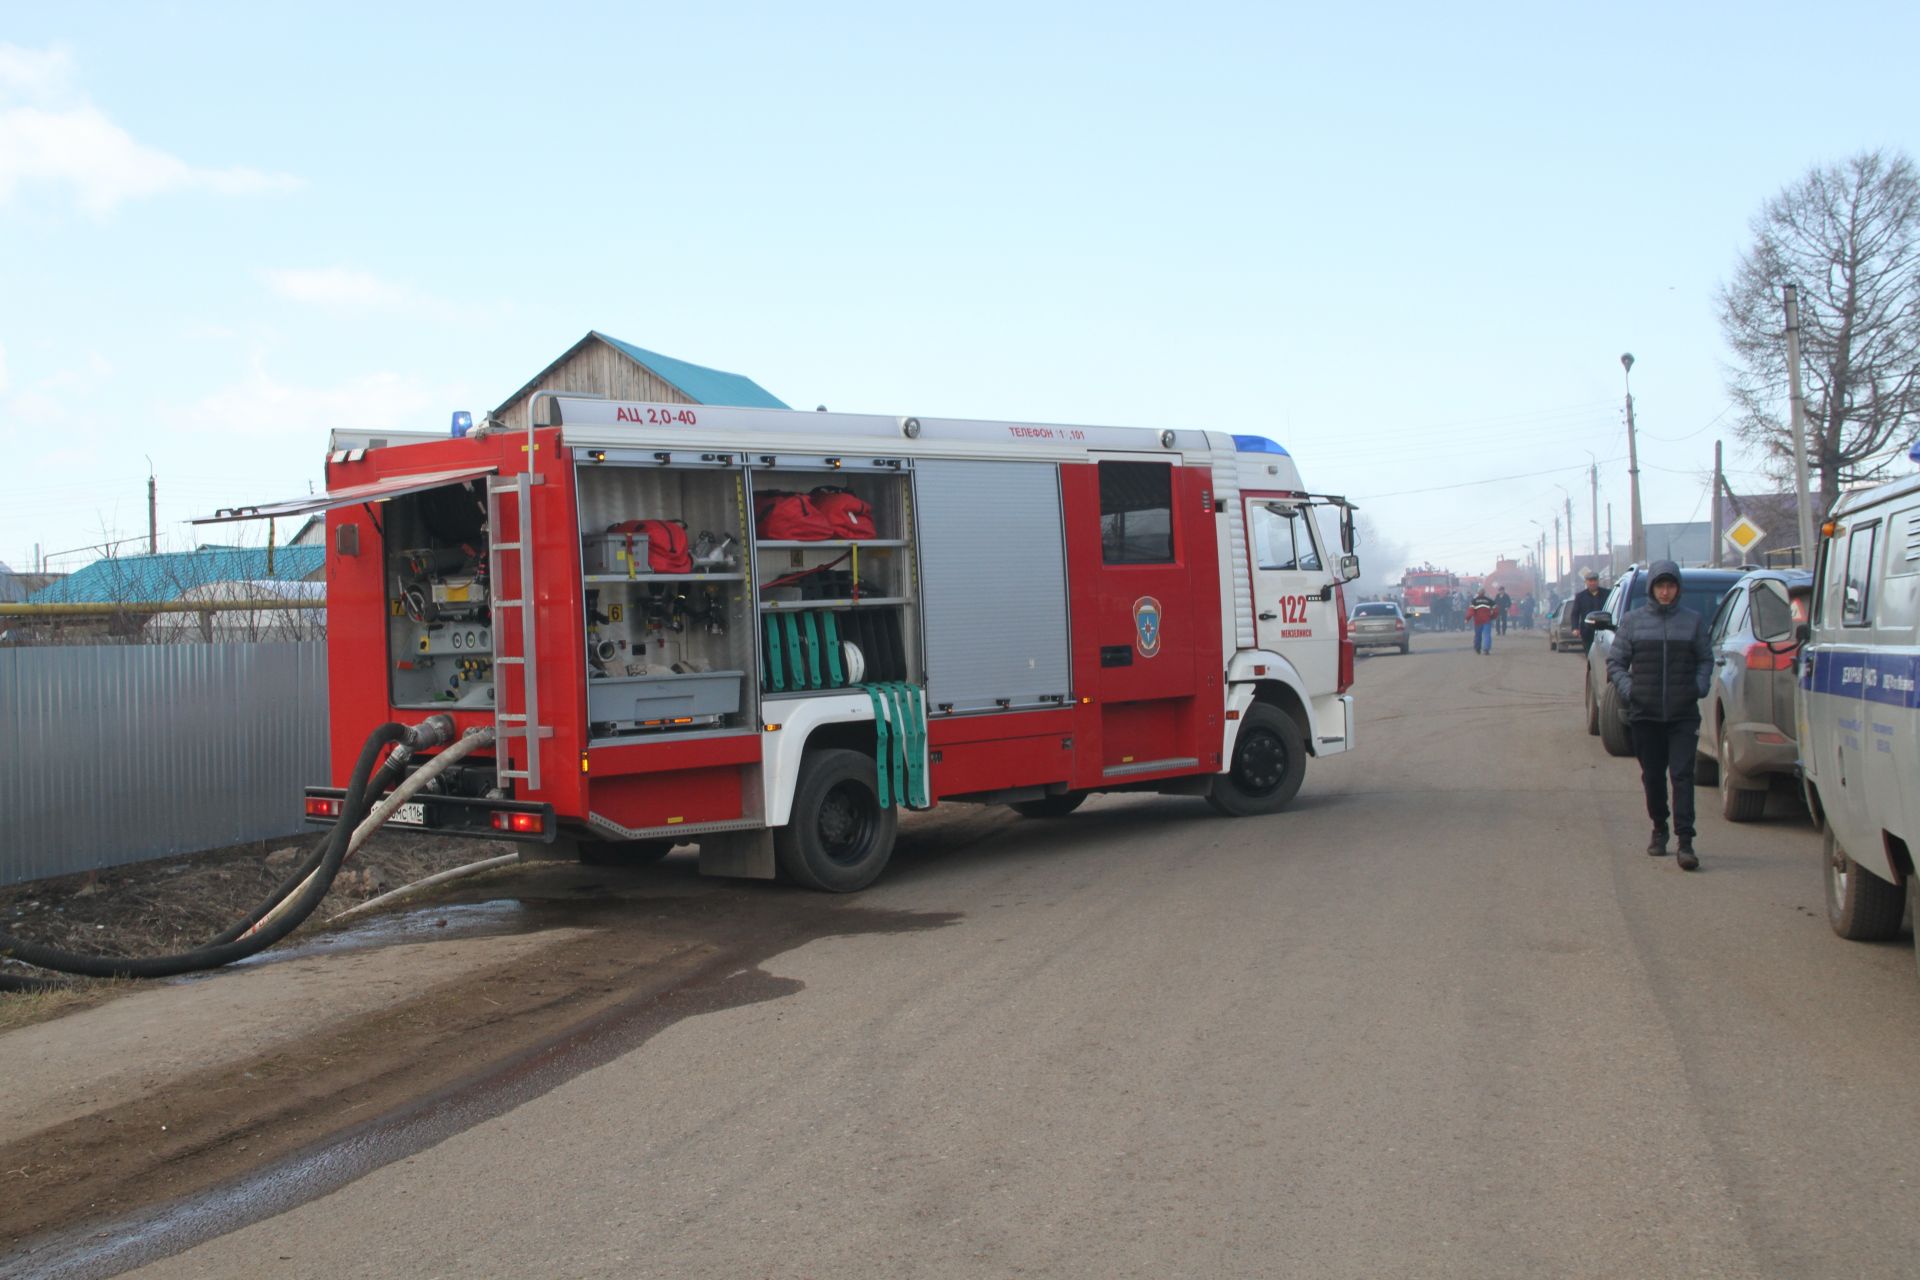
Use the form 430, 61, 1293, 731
1802, 650, 1920, 709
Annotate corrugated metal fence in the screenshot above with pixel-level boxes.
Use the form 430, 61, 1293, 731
0, 642, 328, 886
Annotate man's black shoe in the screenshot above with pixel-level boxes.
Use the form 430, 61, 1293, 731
1647, 829, 1670, 857
1676, 840, 1699, 871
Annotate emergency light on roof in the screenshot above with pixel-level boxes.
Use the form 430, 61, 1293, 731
1909, 438, 1920, 465
1232, 435, 1291, 456
451, 410, 473, 438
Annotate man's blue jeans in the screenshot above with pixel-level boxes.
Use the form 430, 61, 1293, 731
1474, 620, 1494, 652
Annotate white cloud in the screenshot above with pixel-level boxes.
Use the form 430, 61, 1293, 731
0, 43, 75, 104
174, 363, 452, 440
0, 42, 301, 215
259, 267, 421, 309
0, 340, 8, 393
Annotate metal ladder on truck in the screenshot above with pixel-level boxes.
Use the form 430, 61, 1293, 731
486, 420, 552, 793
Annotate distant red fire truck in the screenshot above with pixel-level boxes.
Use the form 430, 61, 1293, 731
1398, 566, 1461, 630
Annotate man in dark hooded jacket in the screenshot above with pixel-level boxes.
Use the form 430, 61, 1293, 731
1606, 560, 1712, 869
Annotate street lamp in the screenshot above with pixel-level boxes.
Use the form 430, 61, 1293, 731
1622, 352, 1646, 563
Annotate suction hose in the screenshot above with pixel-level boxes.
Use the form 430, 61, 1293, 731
0, 716, 494, 985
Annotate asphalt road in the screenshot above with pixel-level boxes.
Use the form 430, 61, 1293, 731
107, 632, 1920, 1277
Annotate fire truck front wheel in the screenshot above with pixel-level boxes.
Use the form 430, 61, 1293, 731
1208, 704, 1307, 817
776, 749, 899, 892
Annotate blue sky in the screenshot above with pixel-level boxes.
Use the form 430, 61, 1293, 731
2, 1, 1916, 585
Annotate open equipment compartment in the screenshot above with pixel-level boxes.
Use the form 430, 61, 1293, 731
748, 457, 922, 695
574, 451, 754, 740
385, 477, 498, 709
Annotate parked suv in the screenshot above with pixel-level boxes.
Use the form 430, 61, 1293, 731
1583, 564, 1747, 757
1350, 600, 1411, 654
1695, 569, 1812, 821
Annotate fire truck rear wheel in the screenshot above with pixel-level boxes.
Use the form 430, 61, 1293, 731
578, 839, 675, 867
1207, 704, 1306, 817
776, 748, 899, 892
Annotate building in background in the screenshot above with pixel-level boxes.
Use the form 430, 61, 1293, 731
492, 331, 787, 430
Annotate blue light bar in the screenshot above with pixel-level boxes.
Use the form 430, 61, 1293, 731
1232, 434, 1291, 456
1910, 437, 1920, 464
451, 410, 473, 438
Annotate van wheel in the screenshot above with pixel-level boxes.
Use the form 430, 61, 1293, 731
1010, 793, 1087, 819
1717, 730, 1765, 821
578, 838, 674, 866
1597, 685, 1633, 757
1207, 704, 1306, 817
776, 748, 898, 892
1824, 824, 1904, 941
1585, 680, 1600, 736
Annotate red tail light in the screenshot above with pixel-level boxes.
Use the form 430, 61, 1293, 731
305, 796, 342, 819
1743, 641, 1796, 671
1335, 583, 1355, 693
491, 811, 546, 834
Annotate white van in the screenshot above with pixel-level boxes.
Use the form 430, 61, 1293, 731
1797, 459, 1920, 964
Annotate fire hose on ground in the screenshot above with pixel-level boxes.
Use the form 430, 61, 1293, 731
0, 716, 496, 991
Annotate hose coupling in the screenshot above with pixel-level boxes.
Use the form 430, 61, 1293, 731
405, 714, 458, 751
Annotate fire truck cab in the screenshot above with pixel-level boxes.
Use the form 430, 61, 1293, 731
237, 396, 1359, 891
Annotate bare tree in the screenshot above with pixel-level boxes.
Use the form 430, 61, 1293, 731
1719, 149, 1920, 516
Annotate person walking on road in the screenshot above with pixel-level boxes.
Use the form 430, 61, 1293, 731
1494, 587, 1512, 636
1572, 570, 1608, 654
1469, 587, 1497, 654
1519, 593, 1537, 630
1605, 560, 1712, 871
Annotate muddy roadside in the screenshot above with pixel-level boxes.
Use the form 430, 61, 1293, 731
0, 830, 522, 1028
0, 805, 995, 1264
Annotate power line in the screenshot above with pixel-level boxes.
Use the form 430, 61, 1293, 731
1353, 460, 1622, 500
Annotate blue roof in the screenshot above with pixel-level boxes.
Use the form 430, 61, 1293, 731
593, 333, 788, 409
28, 547, 326, 605
1232, 434, 1291, 456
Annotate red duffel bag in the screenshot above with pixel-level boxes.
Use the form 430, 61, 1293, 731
809, 486, 877, 539
608, 519, 691, 573
754, 491, 835, 540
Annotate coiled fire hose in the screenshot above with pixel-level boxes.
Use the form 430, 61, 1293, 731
0, 716, 495, 990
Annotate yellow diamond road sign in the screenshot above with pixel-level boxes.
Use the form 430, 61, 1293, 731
1726, 515, 1766, 555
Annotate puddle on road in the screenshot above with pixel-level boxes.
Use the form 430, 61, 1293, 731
11, 895, 958, 1280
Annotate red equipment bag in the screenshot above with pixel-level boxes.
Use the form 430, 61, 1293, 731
808, 486, 877, 540
754, 491, 835, 541
608, 519, 692, 573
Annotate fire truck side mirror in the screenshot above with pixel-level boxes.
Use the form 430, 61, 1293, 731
1338, 554, 1360, 582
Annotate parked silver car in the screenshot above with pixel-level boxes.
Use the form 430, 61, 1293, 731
1694, 569, 1812, 821
1546, 598, 1583, 652
1583, 564, 1746, 757
1350, 600, 1411, 654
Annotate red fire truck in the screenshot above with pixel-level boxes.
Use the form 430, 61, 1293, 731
1398, 566, 1461, 630
213, 397, 1359, 891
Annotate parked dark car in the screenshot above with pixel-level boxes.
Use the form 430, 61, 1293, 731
1546, 598, 1583, 652
1583, 564, 1747, 757
1695, 569, 1813, 820
1350, 600, 1411, 654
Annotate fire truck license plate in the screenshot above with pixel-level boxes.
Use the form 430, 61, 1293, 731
393, 802, 427, 827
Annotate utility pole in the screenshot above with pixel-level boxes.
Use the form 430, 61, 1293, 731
1589, 456, 1600, 561
1565, 490, 1575, 573
1783, 284, 1816, 564
1622, 353, 1646, 563
1711, 441, 1724, 567
146, 455, 157, 555
1607, 504, 1615, 578
1553, 515, 1561, 588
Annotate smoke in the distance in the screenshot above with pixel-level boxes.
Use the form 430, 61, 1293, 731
1351, 514, 1410, 598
